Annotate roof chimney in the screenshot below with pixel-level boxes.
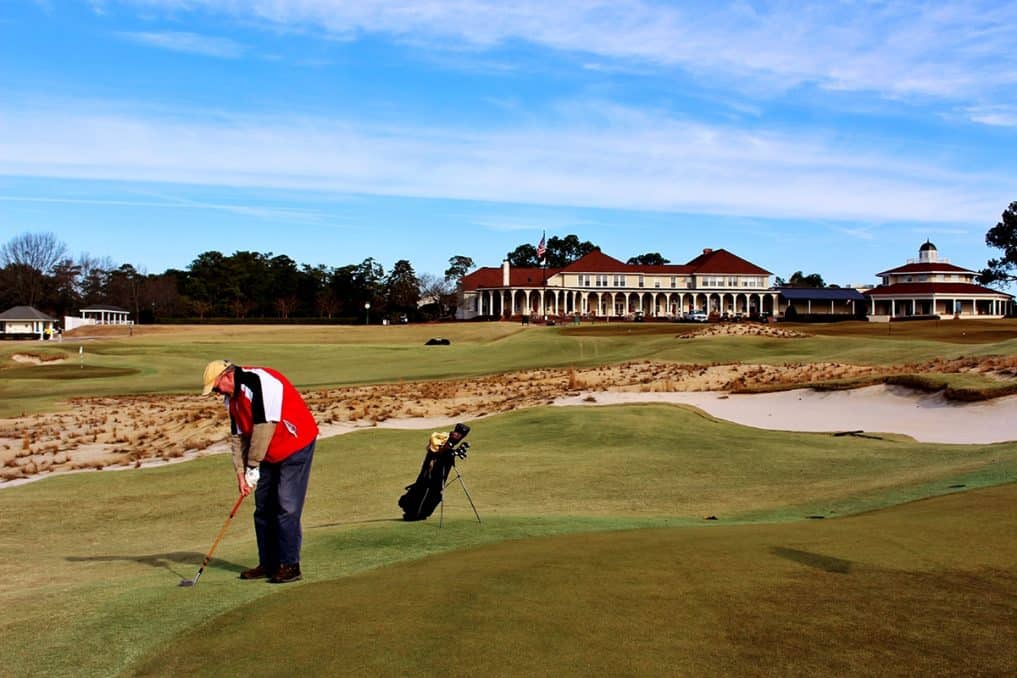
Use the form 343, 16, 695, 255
702, 248, 713, 255
502, 257, 510, 286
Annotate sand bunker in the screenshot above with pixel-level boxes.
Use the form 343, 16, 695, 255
556, 385, 1017, 445
11, 353, 67, 365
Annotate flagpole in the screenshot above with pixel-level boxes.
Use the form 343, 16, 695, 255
538, 231, 547, 318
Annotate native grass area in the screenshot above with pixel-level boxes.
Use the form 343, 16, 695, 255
1, 320, 1016, 676
3, 320, 1017, 482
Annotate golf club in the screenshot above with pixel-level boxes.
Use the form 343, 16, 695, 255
179, 493, 247, 587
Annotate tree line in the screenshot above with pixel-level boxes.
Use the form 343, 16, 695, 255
6, 203, 1012, 323
0, 231, 660, 324
0, 233, 468, 324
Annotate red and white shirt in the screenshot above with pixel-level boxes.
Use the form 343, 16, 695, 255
225, 366, 318, 462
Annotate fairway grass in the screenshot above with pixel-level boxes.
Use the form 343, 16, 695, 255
3, 319, 1017, 418
2, 405, 1016, 677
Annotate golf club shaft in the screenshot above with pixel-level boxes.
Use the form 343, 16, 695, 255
191, 493, 247, 584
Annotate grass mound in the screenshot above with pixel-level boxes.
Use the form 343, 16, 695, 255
131, 483, 1017, 677
0, 364, 139, 380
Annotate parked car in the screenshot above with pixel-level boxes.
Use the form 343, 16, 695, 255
683, 310, 709, 322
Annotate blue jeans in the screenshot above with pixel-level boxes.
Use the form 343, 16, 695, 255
254, 440, 315, 569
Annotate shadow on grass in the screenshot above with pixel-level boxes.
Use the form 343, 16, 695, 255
66, 552, 246, 579
770, 547, 853, 574
307, 517, 405, 529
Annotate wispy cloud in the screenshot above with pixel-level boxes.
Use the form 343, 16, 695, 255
965, 105, 1017, 128
833, 225, 878, 241
117, 31, 245, 58
0, 193, 323, 222
0, 97, 1007, 225
118, 1, 1017, 102
469, 213, 591, 233
910, 227, 969, 236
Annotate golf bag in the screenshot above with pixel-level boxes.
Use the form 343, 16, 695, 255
398, 423, 470, 521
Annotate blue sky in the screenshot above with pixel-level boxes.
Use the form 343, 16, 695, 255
1, 1, 1015, 286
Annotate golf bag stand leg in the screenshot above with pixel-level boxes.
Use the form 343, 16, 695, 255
441, 464, 482, 526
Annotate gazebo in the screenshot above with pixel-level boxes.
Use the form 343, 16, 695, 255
78, 305, 131, 325
63, 305, 133, 332
864, 241, 1012, 320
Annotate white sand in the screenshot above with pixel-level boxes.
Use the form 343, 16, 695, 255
555, 384, 1017, 444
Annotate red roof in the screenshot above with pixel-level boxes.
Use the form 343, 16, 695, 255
684, 248, 771, 275
863, 282, 1011, 297
460, 247, 771, 290
559, 250, 630, 273
876, 261, 975, 276
561, 250, 696, 274
459, 266, 562, 291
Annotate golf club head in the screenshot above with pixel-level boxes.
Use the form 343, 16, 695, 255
178, 579, 196, 587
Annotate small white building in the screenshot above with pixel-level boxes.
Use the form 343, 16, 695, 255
64, 305, 132, 332
0, 306, 59, 339
864, 241, 1013, 320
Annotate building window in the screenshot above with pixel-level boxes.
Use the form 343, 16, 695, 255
614, 275, 626, 287
654, 279, 661, 288
727, 277, 738, 286
670, 276, 677, 288
638, 275, 645, 288
579, 274, 591, 287
596, 275, 608, 287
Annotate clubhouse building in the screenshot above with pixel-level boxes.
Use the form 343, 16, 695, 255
457, 248, 777, 320
863, 241, 1012, 320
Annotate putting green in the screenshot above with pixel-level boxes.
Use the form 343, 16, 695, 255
130, 483, 1017, 677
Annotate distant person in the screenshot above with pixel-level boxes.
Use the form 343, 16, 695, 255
201, 360, 319, 584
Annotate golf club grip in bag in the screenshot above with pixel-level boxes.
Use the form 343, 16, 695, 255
398, 423, 469, 521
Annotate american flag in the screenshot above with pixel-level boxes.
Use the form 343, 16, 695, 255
536, 232, 546, 261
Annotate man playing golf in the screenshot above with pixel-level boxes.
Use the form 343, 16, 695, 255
202, 360, 319, 584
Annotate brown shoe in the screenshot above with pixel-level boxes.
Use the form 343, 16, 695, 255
239, 564, 271, 580
269, 563, 302, 584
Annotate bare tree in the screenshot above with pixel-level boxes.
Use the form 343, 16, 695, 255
77, 254, 118, 304
0, 232, 68, 306
418, 272, 456, 318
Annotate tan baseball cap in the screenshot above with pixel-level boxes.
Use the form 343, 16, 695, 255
201, 359, 231, 395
